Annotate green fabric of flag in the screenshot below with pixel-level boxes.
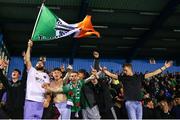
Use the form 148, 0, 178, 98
31, 4, 58, 41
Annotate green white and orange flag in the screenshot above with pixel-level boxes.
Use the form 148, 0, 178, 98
31, 4, 100, 41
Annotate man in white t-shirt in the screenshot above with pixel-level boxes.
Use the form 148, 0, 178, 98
24, 40, 50, 119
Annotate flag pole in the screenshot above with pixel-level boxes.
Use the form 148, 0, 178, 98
31, 3, 44, 39
42, 0, 46, 3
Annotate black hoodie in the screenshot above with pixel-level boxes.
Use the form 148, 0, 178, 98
0, 65, 27, 118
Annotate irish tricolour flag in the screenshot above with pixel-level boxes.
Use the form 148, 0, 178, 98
31, 4, 100, 41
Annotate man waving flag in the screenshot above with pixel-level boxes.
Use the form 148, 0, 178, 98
31, 4, 100, 41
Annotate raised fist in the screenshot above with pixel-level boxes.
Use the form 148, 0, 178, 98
28, 39, 33, 48
0, 60, 8, 69
164, 60, 173, 68
93, 51, 99, 59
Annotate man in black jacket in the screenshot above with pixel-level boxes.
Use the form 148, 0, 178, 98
79, 51, 101, 119
92, 77, 117, 119
80, 80, 101, 119
91, 51, 117, 119
0, 60, 27, 118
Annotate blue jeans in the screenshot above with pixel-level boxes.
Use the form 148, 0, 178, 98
82, 105, 101, 119
55, 102, 71, 120
125, 101, 142, 120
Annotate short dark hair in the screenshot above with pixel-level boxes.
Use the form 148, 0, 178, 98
53, 92, 65, 98
122, 63, 132, 69
52, 67, 61, 72
174, 93, 180, 99
37, 60, 45, 65
144, 98, 152, 105
71, 71, 78, 74
13, 69, 21, 75
78, 69, 89, 79
78, 69, 86, 74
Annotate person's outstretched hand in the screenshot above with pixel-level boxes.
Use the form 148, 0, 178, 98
164, 60, 173, 68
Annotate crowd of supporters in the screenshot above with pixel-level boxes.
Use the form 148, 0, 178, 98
113, 71, 180, 119
0, 40, 179, 119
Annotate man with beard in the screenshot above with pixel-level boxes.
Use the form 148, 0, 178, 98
24, 40, 50, 119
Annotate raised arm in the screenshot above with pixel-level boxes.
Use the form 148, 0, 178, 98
0, 60, 10, 89
93, 51, 100, 71
145, 61, 173, 79
101, 66, 118, 79
25, 40, 33, 70
42, 83, 63, 92
84, 74, 98, 83
21, 64, 27, 86
63, 65, 73, 84
20, 51, 27, 87
84, 67, 104, 83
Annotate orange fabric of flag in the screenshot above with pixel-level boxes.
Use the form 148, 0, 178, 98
75, 15, 100, 38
